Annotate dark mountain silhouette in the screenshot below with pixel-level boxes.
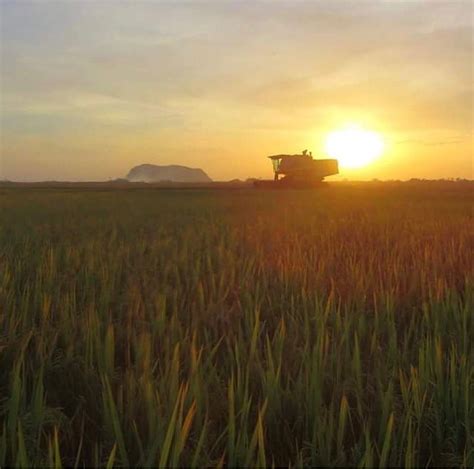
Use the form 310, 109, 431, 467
126, 164, 212, 183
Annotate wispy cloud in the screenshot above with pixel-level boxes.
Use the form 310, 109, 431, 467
1, 1, 472, 180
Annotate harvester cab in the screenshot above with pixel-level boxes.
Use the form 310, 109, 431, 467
255, 150, 338, 188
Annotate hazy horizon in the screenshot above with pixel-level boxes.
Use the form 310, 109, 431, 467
1, 1, 473, 182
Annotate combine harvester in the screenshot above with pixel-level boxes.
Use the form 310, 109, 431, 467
255, 150, 338, 188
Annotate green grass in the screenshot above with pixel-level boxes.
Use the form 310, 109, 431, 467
0, 183, 473, 467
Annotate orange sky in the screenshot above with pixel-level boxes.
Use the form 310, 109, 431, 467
1, 1, 472, 181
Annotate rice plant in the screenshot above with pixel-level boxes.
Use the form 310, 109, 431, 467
0, 183, 472, 467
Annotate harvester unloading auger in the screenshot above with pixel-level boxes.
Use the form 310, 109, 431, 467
254, 150, 338, 188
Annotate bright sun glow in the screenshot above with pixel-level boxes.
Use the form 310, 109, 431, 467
325, 125, 384, 169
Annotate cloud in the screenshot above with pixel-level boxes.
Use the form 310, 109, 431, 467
1, 1, 472, 180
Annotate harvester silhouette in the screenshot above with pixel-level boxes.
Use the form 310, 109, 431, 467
254, 150, 338, 188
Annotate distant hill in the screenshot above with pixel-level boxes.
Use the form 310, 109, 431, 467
126, 164, 212, 183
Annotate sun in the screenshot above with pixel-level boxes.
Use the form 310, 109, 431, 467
325, 125, 384, 169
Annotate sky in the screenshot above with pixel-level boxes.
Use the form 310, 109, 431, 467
1, 1, 472, 181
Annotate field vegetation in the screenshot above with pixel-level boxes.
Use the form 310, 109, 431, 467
0, 183, 473, 467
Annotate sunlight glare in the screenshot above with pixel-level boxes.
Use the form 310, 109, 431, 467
325, 125, 384, 169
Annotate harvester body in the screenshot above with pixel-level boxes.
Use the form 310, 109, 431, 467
255, 151, 338, 188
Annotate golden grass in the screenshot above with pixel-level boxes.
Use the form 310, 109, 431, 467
0, 183, 472, 467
